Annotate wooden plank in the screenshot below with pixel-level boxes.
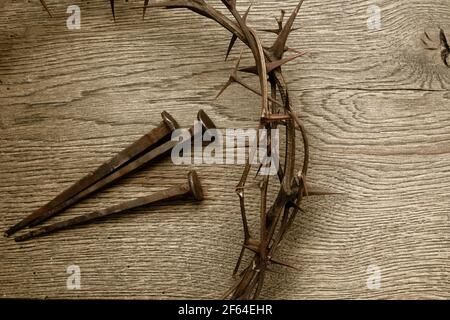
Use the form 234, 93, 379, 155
0, 0, 449, 299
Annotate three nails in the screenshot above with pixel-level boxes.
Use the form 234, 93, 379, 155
6, 110, 216, 242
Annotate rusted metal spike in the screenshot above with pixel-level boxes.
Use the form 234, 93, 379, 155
29, 140, 180, 227
15, 171, 203, 242
26, 110, 215, 228
4, 112, 179, 237
26, 113, 179, 227
270, 0, 304, 59
39, 0, 52, 17
110, 0, 116, 21
239, 51, 306, 75
225, 5, 251, 61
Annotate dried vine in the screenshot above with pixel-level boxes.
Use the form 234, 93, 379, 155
37, 0, 311, 300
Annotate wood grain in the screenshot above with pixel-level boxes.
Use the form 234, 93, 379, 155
0, 0, 449, 299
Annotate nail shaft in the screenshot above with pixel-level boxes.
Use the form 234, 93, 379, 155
15, 171, 203, 242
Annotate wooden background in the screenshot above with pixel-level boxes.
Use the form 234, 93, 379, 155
0, 0, 449, 299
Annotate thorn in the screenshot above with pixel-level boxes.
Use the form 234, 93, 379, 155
232, 246, 245, 276
225, 5, 251, 61
259, 28, 281, 35
255, 163, 263, 178
276, 9, 286, 29
243, 242, 259, 253
259, 27, 299, 35
288, 201, 305, 214
259, 10, 298, 35
286, 47, 302, 53
215, 51, 243, 99
110, 0, 116, 21
269, 257, 299, 271
225, 37, 238, 62
305, 188, 343, 197
239, 51, 307, 74
221, 0, 237, 11
232, 79, 283, 107
214, 79, 234, 100
299, 173, 308, 196
143, 0, 149, 19
270, 0, 305, 59
39, 0, 53, 17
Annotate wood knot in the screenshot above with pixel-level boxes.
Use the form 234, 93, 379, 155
422, 28, 450, 67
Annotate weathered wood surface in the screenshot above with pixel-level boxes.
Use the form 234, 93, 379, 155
0, 0, 449, 299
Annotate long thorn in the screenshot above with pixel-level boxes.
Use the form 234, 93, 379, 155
110, 0, 116, 21
39, 0, 52, 17
143, 0, 150, 18
225, 5, 251, 61
215, 51, 243, 99
270, 0, 304, 59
